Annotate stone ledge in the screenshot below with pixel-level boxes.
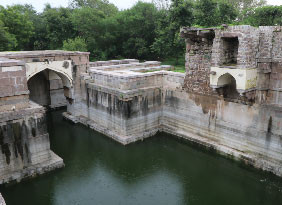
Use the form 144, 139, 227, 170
0, 151, 64, 185
0, 101, 45, 123
0, 50, 90, 59
63, 112, 159, 145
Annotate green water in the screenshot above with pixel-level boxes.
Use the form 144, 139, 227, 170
1, 110, 282, 205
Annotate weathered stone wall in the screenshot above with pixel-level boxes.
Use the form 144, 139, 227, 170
183, 34, 214, 94
49, 71, 67, 109
0, 102, 64, 184
0, 59, 29, 112
212, 25, 260, 69
64, 31, 282, 178
0, 51, 90, 110
65, 63, 282, 176
0, 54, 69, 184
0, 193, 5, 205
256, 27, 282, 107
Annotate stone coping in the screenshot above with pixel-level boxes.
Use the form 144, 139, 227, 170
0, 101, 46, 123
86, 71, 184, 97
0, 50, 90, 58
0, 151, 64, 185
0, 57, 25, 66
90, 62, 162, 70
88, 69, 184, 79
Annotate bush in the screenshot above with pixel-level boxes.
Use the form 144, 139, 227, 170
62, 37, 87, 51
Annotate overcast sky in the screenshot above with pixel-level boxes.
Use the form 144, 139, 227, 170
0, 0, 281, 12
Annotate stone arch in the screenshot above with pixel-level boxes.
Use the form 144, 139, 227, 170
25, 60, 73, 88
217, 73, 239, 99
27, 68, 71, 108
27, 67, 72, 88
217, 73, 237, 88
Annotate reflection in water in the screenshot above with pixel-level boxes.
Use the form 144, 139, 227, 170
1, 110, 282, 205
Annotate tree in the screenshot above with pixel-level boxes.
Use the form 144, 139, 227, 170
0, 19, 17, 51
69, 0, 118, 16
243, 5, 282, 26
217, 1, 238, 25
71, 6, 106, 59
223, 0, 266, 11
0, 5, 34, 50
40, 5, 76, 49
152, 0, 194, 61
153, 0, 171, 10
195, 0, 237, 27
63, 37, 88, 51
113, 2, 160, 59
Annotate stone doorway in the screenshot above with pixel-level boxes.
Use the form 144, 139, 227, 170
221, 37, 239, 66
27, 69, 68, 108
216, 73, 239, 99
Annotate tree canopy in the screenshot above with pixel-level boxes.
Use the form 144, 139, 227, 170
0, 0, 280, 60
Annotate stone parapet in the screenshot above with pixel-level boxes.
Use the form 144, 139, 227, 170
0, 50, 90, 59
0, 58, 29, 98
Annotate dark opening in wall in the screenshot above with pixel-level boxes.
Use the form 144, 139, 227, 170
216, 73, 239, 99
28, 70, 51, 106
221, 37, 239, 66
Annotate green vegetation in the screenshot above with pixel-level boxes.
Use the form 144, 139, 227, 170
162, 56, 186, 73
0, 0, 280, 61
63, 37, 88, 52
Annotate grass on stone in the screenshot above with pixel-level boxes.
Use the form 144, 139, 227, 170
161, 56, 186, 73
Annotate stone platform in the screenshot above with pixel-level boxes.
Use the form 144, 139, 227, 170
65, 56, 282, 178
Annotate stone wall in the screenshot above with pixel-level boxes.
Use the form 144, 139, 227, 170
64, 59, 282, 176
0, 193, 5, 205
0, 102, 64, 184
0, 58, 29, 112
64, 26, 282, 178
256, 26, 282, 107
49, 71, 67, 109
0, 51, 90, 110
181, 28, 215, 95
0, 54, 68, 184
212, 25, 260, 69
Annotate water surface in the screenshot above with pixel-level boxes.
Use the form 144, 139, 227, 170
1, 110, 282, 205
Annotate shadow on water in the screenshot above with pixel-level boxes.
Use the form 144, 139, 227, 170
1, 109, 282, 205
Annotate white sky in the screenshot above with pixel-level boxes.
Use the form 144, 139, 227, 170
0, 0, 281, 12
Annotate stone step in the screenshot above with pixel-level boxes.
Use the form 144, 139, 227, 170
89, 61, 162, 71
90, 59, 139, 67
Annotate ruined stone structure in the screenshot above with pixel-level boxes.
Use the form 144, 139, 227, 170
64, 25, 282, 177
0, 51, 89, 109
1, 25, 282, 184
0, 51, 89, 184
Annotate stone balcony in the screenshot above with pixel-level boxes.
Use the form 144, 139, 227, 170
210, 66, 257, 94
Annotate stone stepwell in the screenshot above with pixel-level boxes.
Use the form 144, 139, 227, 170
64, 26, 282, 178
0, 25, 282, 184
